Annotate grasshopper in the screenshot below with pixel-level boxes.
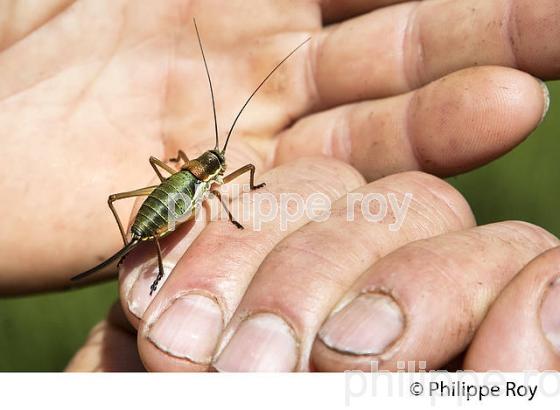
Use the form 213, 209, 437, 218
72, 19, 310, 294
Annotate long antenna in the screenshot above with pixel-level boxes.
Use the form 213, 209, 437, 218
193, 18, 219, 150
222, 37, 311, 153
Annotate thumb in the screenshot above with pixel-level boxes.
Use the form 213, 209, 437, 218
66, 302, 144, 372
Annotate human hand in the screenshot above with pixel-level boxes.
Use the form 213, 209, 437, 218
67, 161, 560, 371
1, 0, 556, 293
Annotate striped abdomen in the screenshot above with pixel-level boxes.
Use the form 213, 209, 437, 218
131, 170, 204, 238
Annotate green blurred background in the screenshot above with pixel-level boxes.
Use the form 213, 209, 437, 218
0, 81, 559, 372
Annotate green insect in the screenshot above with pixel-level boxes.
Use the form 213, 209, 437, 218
72, 19, 310, 294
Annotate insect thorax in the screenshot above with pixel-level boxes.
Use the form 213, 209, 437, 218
183, 150, 225, 182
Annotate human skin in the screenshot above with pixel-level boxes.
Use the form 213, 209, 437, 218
68, 167, 560, 371
0, 0, 559, 371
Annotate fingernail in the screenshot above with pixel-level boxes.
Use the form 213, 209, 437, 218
318, 293, 404, 355
126, 261, 173, 318
213, 313, 298, 372
540, 277, 560, 354
537, 79, 550, 125
147, 294, 223, 364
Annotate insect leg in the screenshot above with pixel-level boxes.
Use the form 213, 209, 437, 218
223, 164, 265, 190
108, 186, 157, 245
150, 237, 165, 295
149, 156, 177, 182
168, 150, 189, 164
211, 189, 244, 229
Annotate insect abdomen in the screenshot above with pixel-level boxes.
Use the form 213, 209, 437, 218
131, 170, 199, 238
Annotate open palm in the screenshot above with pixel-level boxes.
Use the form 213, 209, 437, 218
0, 0, 553, 299
0, 0, 318, 291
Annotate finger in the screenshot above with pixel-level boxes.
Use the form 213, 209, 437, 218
319, 0, 408, 24
310, 222, 558, 371
464, 246, 560, 371
134, 158, 365, 371
276, 66, 548, 180
118, 207, 209, 323
212, 172, 475, 371
309, 0, 560, 107
65, 302, 144, 372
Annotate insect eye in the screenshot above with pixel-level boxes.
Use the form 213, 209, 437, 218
211, 150, 225, 164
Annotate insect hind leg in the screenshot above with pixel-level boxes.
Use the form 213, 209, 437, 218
150, 237, 165, 295
149, 156, 177, 182
108, 186, 157, 245
168, 150, 189, 164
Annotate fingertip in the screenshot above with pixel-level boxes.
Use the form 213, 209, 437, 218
137, 317, 212, 372
118, 211, 209, 328
386, 170, 476, 228
464, 246, 560, 371
408, 66, 547, 175
287, 156, 367, 189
